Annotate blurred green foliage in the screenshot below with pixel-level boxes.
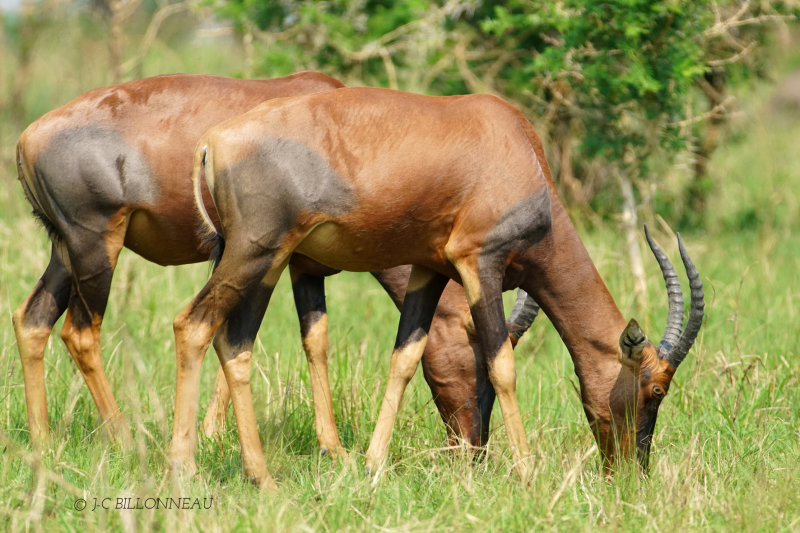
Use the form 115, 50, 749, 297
481, 1, 708, 161
1, 0, 798, 226
208, 0, 798, 227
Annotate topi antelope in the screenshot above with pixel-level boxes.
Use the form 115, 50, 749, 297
13, 73, 535, 457
176, 86, 704, 488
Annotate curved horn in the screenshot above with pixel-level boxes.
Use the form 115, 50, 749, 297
666, 233, 705, 368
644, 225, 684, 357
507, 289, 540, 342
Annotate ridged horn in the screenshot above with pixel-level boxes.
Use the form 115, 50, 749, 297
667, 233, 705, 368
507, 289, 540, 342
644, 225, 684, 357
644, 225, 705, 368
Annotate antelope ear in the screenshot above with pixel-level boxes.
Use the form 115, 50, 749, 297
619, 319, 648, 368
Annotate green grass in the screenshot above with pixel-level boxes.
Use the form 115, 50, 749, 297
2, 18, 800, 533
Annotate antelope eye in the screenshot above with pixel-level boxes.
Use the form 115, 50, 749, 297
652, 384, 665, 398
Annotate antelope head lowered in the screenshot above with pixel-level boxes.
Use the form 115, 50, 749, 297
506, 225, 704, 472
170, 86, 704, 487
594, 226, 704, 470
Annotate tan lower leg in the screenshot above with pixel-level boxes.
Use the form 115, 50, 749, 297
61, 312, 131, 446
489, 339, 531, 481
365, 336, 428, 473
302, 315, 346, 458
13, 307, 52, 446
449, 257, 531, 480
170, 313, 216, 476
202, 368, 231, 438
221, 350, 276, 491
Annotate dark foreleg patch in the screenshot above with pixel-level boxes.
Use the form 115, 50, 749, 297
291, 272, 327, 335
393, 272, 449, 351
478, 187, 551, 265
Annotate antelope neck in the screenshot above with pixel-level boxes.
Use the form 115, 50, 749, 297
524, 202, 628, 387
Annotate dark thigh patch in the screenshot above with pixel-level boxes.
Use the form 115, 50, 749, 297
34, 126, 156, 233
212, 137, 356, 244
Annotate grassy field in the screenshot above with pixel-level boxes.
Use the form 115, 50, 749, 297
2, 25, 800, 533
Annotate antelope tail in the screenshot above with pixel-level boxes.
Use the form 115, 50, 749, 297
192, 143, 225, 265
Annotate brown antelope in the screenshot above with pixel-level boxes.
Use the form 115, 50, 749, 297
176, 86, 704, 488
13, 73, 536, 457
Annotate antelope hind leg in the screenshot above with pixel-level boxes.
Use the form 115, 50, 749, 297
58, 220, 133, 447
13, 247, 71, 446
213, 279, 277, 491
202, 367, 231, 439
169, 247, 273, 482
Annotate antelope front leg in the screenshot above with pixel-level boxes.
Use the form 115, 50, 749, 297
453, 258, 532, 483
290, 268, 347, 460
365, 266, 448, 476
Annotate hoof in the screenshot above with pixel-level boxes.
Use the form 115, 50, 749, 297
105, 417, 134, 449
320, 445, 352, 464
248, 474, 278, 492
168, 459, 198, 480
29, 430, 54, 451
110, 428, 134, 450
201, 412, 226, 439
364, 455, 381, 476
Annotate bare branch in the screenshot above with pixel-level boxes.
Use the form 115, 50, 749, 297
337, 0, 475, 62
109, 0, 144, 83
670, 95, 736, 128
617, 169, 647, 310
706, 41, 756, 66
452, 36, 501, 97
365, 0, 473, 51
379, 48, 399, 90
251, 23, 302, 45
121, 0, 195, 76
705, 2, 795, 38
695, 76, 725, 103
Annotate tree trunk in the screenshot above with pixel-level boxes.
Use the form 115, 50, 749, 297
108, 0, 142, 84
0, 9, 5, 113
11, 0, 39, 131
617, 168, 647, 312
689, 67, 727, 225
109, 0, 125, 84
